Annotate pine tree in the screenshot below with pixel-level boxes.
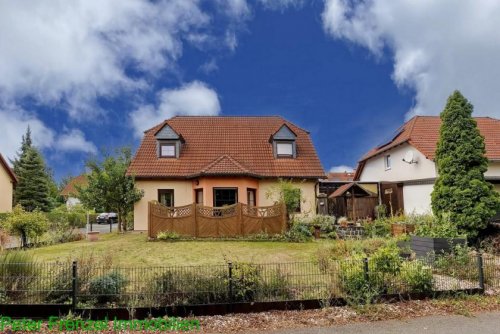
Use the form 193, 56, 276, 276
15, 147, 51, 212
431, 91, 500, 239
12, 126, 33, 175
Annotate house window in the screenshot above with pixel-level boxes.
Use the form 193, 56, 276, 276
213, 188, 238, 207
158, 189, 174, 207
247, 188, 256, 207
195, 189, 203, 205
384, 155, 391, 170
160, 143, 176, 158
276, 142, 293, 157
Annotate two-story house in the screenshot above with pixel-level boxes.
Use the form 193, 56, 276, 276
355, 116, 500, 215
127, 116, 326, 231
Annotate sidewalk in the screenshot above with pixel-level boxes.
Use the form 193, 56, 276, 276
263, 311, 500, 334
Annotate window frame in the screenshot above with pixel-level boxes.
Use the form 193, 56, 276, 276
195, 189, 204, 205
213, 187, 238, 207
384, 154, 392, 170
275, 141, 294, 158
159, 143, 176, 158
247, 188, 257, 207
158, 189, 175, 207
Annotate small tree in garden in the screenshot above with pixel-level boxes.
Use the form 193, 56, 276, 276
6, 205, 49, 248
77, 147, 144, 232
431, 91, 500, 239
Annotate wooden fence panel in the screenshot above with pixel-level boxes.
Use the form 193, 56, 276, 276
148, 202, 286, 238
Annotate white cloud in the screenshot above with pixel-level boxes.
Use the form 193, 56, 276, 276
322, 0, 500, 118
56, 129, 97, 154
0, 0, 209, 119
130, 81, 221, 137
329, 165, 354, 173
199, 59, 219, 74
0, 105, 55, 160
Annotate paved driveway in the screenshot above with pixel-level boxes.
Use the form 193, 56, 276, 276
262, 311, 500, 334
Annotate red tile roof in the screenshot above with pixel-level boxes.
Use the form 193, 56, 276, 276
0, 153, 17, 184
60, 175, 88, 197
326, 171, 355, 182
127, 116, 326, 179
355, 116, 500, 179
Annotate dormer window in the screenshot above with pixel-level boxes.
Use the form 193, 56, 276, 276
154, 123, 184, 159
160, 143, 176, 158
271, 124, 297, 159
276, 142, 293, 157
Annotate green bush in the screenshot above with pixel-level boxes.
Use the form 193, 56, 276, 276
399, 261, 433, 293
338, 256, 382, 305
0, 251, 39, 302
370, 244, 402, 275
156, 231, 181, 241
89, 271, 127, 304
414, 213, 465, 238
362, 218, 391, 238
5, 205, 49, 247
153, 269, 228, 306
284, 218, 313, 242
0, 213, 8, 224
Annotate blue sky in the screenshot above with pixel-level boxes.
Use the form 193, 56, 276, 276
1, 0, 499, 182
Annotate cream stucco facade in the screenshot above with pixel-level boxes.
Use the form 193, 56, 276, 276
0, 162, 14, 212
133, 178, 318, 231
358, 143, 500, 214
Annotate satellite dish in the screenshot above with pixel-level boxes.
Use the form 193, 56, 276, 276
403, 150, 418, 164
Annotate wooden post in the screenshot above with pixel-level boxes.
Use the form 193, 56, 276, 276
239, 203, 244, 236
194, 203, 198, 238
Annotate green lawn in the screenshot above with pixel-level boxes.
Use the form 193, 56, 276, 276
25, 233, 333, 266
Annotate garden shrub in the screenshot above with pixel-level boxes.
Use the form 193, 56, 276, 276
399, 261, 433, 293
46, 205, 87, 245
258, 267, 293, 301
89, 271, 127, 304
152, 269, 228, 306
362, 218, 391, 238
414, 212, 465, 239
156, 231, 181, 241
5, 205, 49, 247
369, 244, 402, 275
338, 256, 382, 305
0, 251, 39, 302
434, 244, 476, 280
284, 218, 312, 242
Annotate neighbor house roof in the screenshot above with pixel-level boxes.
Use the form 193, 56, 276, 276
127, 116, 326, 179
60, 175, 88, 197
325, 171, 355, 182
354, 116, 500, 180
329, 182, 376, 198
0, 153, 17, 184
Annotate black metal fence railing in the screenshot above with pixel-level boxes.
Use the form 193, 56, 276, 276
0, 254, 498, 308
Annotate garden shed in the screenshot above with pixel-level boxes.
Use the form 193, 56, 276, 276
328, 182, 378, 219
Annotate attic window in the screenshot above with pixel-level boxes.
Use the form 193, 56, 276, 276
276, 142, 293, 157
160, 143, 176, 158
272, 124, 297, 159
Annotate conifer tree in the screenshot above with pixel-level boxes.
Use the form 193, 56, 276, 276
431, 91, 500, 238
15, 147, 51, 212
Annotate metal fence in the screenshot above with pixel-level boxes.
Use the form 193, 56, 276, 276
0, 254, 498, 308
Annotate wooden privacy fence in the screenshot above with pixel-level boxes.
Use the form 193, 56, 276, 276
148, 202, 287, 238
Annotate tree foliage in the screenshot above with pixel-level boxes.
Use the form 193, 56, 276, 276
12, 127, 59, 211
77, 147, 144, 232
5, 205, 49, 247
431, 91, 500, 238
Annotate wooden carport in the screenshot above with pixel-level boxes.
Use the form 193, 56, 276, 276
328, 182, 378, 219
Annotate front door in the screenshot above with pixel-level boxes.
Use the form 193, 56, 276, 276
213, 188, 238, 207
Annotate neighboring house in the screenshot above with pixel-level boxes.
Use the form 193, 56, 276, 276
355, 116, 500, 215
0, 153, 17, 212
127, 116, 326, 231
60, 175, 88, 207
